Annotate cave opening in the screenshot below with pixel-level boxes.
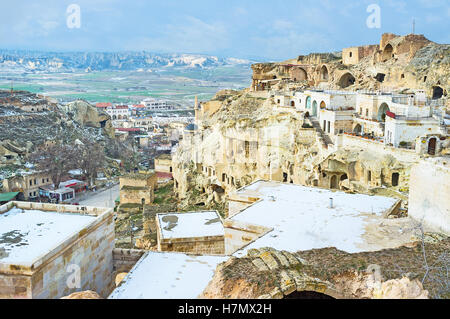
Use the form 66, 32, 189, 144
375, 73, 386, 83
432, 86, 444, 100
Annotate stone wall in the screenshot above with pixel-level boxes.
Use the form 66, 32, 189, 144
408, 159, 450, 235
112, 248, 145, 273
120, 186, 153, 205
157, 236, 225, 255
0, 202, 115, 299
31, 213, 115, 299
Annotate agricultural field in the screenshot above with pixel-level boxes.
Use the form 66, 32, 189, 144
0, 65, 252, 107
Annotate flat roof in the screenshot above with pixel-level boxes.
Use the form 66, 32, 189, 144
157, 211, 224, 240
0, 207, 96, 265
108, 252, 227, 299
230, 181, 411, 256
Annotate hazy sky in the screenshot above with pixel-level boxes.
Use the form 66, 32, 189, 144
0, 0, 448, 60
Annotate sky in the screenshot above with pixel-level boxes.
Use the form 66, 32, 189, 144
0, 0, 448, 61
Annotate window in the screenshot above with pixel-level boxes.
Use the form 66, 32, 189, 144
366, 109, 369, 117
349, 52, 353, 57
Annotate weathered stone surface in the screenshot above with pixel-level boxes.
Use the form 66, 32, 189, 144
61, 290, 102, 299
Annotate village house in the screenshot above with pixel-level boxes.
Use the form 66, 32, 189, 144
119, 171, 157, 206
2, 171, 53, 200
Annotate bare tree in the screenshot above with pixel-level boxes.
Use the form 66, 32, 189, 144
75, 139, 106, 187
28, 142, 78, 189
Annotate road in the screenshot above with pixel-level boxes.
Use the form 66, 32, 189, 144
79, 184, 120, 208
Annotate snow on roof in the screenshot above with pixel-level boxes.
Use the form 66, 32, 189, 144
157, 211, 224, 240
230, 181, 399, 256
108, 252, 226, 299
0, 207, 95, 265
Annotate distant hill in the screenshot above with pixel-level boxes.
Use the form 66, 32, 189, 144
0, 50, 255, 72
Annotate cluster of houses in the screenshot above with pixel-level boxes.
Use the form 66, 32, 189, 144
274, 88, 448, 155
1, 170, 88, 204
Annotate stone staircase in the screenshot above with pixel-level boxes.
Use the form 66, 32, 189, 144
310, 118, 334, 147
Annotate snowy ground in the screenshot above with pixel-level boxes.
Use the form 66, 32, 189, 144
109, 252, 227, 299
230, 181, 412, 256
0, 207, 95, 265
78, 184, 119, 208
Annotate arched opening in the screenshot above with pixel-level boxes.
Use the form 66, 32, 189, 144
392, 173, 399, 187
330, 175, 338, 189
428, 137, 437, 155
432, 86, 444, 100
292, 67, 307, 81
305, 112, 310, 118
313, 180, 318, 186
377, 103, 390, 122
112, 115, 117, 120
118, 115, 122, 120
320, 101, 326, 109
291, 101, 295, 107
283, 291, 335, 299
338, 73, 356, 88
320, 65, 329, 81
306, 96, 311, 109
340, 174, 348, 181
312, 101, 318, 117
353, 124, 362, 134
382, 44, 394, 62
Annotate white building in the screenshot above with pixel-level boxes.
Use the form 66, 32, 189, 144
141, 98, 174, 110
105, 105, 130, 120
384, 115, 442, 148
295, 90, 357, 117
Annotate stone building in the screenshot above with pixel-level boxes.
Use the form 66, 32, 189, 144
119, 172, 157, 206
0, 201, 115, 299
2, 171, 53, 200
156, 211, 225, 255
154, 154, 172, 174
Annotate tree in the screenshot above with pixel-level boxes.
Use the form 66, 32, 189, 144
75, 139, 106, 187
28, 142, 78, 189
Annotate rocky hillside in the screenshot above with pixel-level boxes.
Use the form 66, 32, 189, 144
0, 90, 125, 179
